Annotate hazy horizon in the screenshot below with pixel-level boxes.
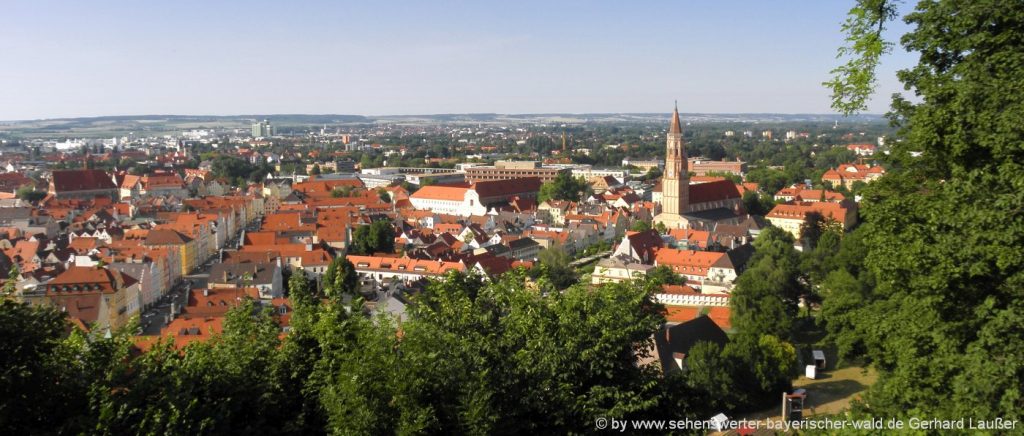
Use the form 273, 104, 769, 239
2, 111, 890, 123
2, 1, 917, 120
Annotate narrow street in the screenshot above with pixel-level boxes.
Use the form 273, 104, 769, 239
138, 223, 250, 336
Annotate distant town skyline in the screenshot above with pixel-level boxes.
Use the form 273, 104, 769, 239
1, 1, 917, 120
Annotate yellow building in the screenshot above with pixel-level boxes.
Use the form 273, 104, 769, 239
144, 229, 196, 276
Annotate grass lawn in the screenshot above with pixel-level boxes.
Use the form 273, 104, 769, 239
793, 363, 877, 416
735, 315, 878, 422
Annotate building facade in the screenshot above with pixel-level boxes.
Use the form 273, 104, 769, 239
653, 104, 690, 230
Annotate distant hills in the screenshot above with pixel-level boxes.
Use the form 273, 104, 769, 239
0, 112, 887, 138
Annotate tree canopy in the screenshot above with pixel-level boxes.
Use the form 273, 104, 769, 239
349, 220, 395, 255
538, 172, 590, 203
821, 0, 1024, 421
0, 270, 746, 433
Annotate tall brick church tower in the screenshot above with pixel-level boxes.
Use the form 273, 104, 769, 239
654, 102, 691, 229
662, 102, 689, 214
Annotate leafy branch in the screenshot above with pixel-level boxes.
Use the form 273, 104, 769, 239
823, 0, 901, 115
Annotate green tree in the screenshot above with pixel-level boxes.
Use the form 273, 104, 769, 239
741, 190, 774, 216
15, 185, 45, 203
684, 341, 735, 410
824, 0, 1024, 421
654, 221, 669, 235
536, 243, 576, 289
720, 333, 797, 406
629, 220, 652, 232
823, 0, 900, 115
330, 185, 355, 198
309, 164, 321, 175
288, 267, 311, 304
538, 171, 590, 203
801, 229, 842, 285
3, 264, 18, 296
646, 265, 684, 286
799, 211, 826, 249
729, 227, 805, 340
332, 258, 358, 299
350, 220, 395, 255
0, 301, 87, 433
317, 270, 678, 434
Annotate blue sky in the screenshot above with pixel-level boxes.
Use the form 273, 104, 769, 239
0, 0, 918, 119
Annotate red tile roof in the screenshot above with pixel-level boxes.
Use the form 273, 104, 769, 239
410, 185, 469, 201
664, 306, 699, 323
347, 255, 465, 276
766, 201, 854, 225
472, 177, 542, 198
51, 169, 116, 193
46, 265, 137, 294
654, 249, 726, 276
144, 229, 193, 245
688, 179, 742, 204
707, 307, 732, 330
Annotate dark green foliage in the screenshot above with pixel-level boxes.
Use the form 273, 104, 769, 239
324, 257, 358, 300
536, 244, 576, 289
730, 227, 806, 341
329, 185, 356, 198
684, 341, 735, 409
93, 302, 289, 434
799, 211, 841, 250
722, 333, 797, 401
0, 301, 88, 433
800, 228, 843, 285
349, 220, 395, 255
538, 171, 590, 203
319, 269, 674, 434
15, 185, 45, 203
824, 0, 900, 115
209, 155, 272, 185
741, 190, 774, 216
629, 220, 652, 232
744, 167, 794, 194
288, 268, 312, 305
0, 261, 768, 433
646, 265, 684, 286
823, 0, 1024, 421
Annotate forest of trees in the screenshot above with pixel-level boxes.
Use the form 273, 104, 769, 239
814, 0, 1024, 422
1, 269, 792, 434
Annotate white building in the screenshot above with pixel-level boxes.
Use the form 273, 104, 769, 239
409, 185, 484, 216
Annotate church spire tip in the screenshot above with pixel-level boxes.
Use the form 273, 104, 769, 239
669, 101, 682, 134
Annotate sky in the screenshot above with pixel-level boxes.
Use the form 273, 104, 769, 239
0, 0, 919, 120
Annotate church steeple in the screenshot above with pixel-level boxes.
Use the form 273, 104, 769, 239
662, 102, 689, 215
653, 102, 691, 230
669, 100, 682, 135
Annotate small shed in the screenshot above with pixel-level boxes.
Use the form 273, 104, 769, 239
709, 413, 729, 432
812, 349, 827, 369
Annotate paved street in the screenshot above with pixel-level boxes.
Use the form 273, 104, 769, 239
569, 250, 613, 267
138, 225, 249, 336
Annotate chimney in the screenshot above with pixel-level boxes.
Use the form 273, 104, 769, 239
203, 288, 209, 297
